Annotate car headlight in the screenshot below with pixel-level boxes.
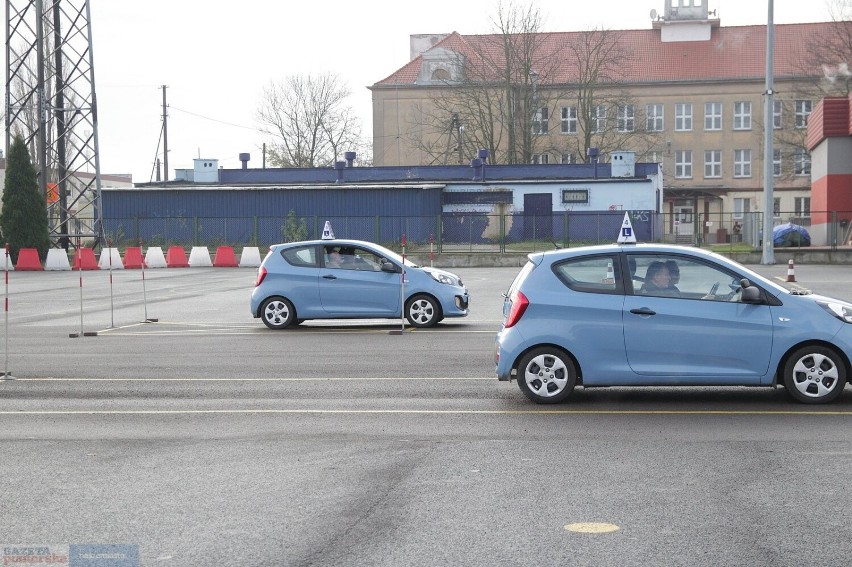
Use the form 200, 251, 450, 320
429, 272, 458, 286
818, 301, 852, 323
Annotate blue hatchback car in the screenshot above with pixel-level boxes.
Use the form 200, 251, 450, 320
251, 239, 469, 329
496, 243, 852, 404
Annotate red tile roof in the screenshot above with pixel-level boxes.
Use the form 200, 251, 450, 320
373, 22, 845, 87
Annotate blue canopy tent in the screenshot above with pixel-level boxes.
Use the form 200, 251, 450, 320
773, 223, 811, 247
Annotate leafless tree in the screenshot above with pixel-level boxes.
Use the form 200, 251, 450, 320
405, 1, 659, 165
257, 73, 366, 168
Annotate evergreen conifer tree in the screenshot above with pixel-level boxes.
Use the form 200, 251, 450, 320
0, 135, 51, 263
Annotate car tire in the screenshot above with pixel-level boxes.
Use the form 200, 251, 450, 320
405, 294, 441, 328
516, 347, 577, 404
782, 345, 847, 404
260, 297, 296, 330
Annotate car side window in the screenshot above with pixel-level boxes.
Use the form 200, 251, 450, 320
337, 246, 384, 271
281, 245, 318, 268
552, 255, 621, 294
629, 254, 745, 302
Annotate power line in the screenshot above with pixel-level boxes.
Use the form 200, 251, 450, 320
169, 105, 258, 131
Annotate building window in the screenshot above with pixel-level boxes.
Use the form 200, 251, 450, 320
773, 100, 783, 129
795, 197, 811, 217
532, 107, 548, 134
675, 150, 692, 178
594, 105, 607, 133
773, 148, 782, 177
561, 106, 577, 134
704, 102, 722, 130
704, 150, 721, 178
532, 153, 549, 164
794, 148, 811, 175
774, 197, 782, 218
562, 189, 589, 204
734, 149, 751, 177
733, 101, 752, 130
617, 105, 635, 132
733, 197, 750, 219
561, 152, 575, 164
795, 100, 812, 129
646, 103, 664, 131
675, 103, 692, 131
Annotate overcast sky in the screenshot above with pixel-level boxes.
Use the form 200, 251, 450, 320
84, 0, 835, 182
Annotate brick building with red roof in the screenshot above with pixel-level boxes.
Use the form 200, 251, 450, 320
370, 1, 850, 245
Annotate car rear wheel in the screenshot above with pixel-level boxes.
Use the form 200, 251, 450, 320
516, 347, 577, 404
782, 346, 847, 404
406, 294, 441, 328
260, 297, 296, 329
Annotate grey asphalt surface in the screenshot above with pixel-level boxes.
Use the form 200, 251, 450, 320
1, 263, 851, 566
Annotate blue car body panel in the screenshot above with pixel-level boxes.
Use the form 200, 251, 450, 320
495, 243, 852, 390
251, 239, 468, 323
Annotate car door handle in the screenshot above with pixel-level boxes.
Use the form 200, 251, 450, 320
323, 274, 337, 280
630, 307, 656, 316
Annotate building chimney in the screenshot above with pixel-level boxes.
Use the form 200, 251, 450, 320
239, 153, 250, 169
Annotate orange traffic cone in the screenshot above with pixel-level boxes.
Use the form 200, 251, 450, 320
786, 259, 796, 282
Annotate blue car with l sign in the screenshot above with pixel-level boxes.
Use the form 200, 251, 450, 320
495, 243, 852, 404
251, 239, 469, 329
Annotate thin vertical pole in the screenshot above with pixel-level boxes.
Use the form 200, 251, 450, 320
762, 0, 776, 264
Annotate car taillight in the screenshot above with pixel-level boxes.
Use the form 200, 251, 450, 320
255, 266, 267, 287
504, 290, 529, 328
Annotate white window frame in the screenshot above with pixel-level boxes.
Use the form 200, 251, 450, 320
773, 197, 782, 218
561, 152, 574, 164
704, 102, 722, 130
704, 149, 721, 178
594, 105, 607, 133
795, 197, 811, 217
794, 148, 811, 175
733, 101, 752, 130
773, 148, 782, 177
675, 103, 693, 131
532, 107, 548, 135
675, 150, 693, 178
617, 104, 635, 132
646, 103, 664, 132
561, 106, 577, 134
773, 100, 783, 129
795, 100, 812, 129
734, 149, 751, 177
532, 153, 549, 164
733, 197, 750, 220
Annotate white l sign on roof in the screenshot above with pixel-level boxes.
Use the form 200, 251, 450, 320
617, 212, 637, 244
321, 220, 335, 240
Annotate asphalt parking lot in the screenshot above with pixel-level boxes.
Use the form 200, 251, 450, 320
1, 264, 851, 566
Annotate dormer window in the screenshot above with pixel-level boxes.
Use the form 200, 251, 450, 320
431, 68, 450, 81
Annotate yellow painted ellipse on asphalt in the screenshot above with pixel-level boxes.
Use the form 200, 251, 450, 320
564, 522, 620, 534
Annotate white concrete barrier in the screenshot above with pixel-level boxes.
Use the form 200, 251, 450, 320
97, 247, 124, 269
144, 247, 167, 268
239, 247, 262, 267
44, 248, 71, 271
188, 246, 213, 267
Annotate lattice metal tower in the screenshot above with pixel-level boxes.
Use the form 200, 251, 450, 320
5, 0, 103, 249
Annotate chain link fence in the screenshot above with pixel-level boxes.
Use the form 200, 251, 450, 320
99, 211, 851, 253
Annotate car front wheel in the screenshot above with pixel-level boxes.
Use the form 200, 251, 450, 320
516, 347, 577, 404
260, 297, 296, 329
405, 294, 441, 328
782, 346, 847, 404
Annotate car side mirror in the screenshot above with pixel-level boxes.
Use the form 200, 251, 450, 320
381, 260, 398, 273
740, 278, 762, 303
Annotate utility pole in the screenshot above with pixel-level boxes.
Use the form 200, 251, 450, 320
761, 0, 776, 264
162, 85, 169, 182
